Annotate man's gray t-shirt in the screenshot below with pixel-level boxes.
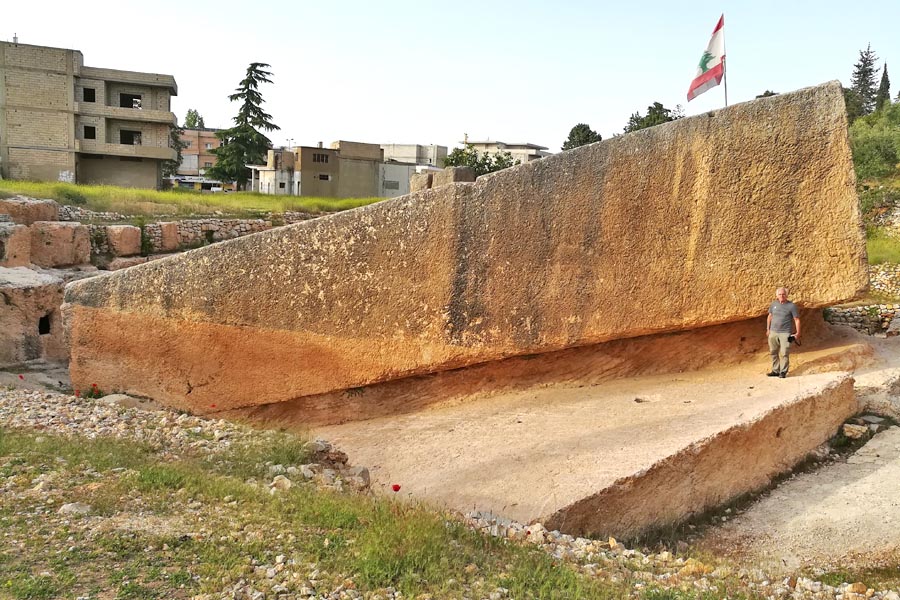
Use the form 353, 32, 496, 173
769, 301, 799, 333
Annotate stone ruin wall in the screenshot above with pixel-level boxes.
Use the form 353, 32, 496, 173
63, 82, 869, 416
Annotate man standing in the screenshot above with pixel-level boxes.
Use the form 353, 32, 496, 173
766, 287, 801, 378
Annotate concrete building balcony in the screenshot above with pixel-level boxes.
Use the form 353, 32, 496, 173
79, 66, 178, 94
76, 140, 176, 161
75, 102, 176, 125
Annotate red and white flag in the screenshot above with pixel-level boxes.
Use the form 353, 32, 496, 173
687, 15, 725, 102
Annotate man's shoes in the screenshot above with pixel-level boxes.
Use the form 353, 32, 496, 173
779, 372, 787, 378
767, 371, 779, 377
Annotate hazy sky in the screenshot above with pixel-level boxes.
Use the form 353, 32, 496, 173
6, 1, 898, 152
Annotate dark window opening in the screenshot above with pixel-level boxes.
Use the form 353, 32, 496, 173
279, 182, 285, 189
120, 130, 142, 145
83, 87, 96, 102
313, 153, 329, 163
120, 93, 142, 109
83, 125, 96, 140
319, 174, 330, 181
39, 315, 51, 335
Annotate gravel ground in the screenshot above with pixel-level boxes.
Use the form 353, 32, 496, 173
2, 387, 899, 599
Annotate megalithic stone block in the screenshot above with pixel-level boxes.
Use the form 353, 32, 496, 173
63, 82, 867, 415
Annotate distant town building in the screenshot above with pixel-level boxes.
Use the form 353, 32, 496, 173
381, 144, 447, 168
0, 41, 178, 189
169, 127, 234, 191
463, 140, 551, 164
248, 141, 417, 199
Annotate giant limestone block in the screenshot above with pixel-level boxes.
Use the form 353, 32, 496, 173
63, 82, 868, 414
0, 196, 59, 225
30, 222, 90, 267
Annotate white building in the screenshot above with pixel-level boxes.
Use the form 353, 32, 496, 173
381, 144, 447, 168
464, 140, 552, 164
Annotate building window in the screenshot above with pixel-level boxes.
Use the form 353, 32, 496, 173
83, 125, 96, 140
279, 182, 286, 189
83, 88, 96, 103
203, 162, 212, 168
313, 153, 329, 163
120, 93, 142, 109
183, 141, 192, 148
205, 142, 213, 150
318, 174, 331, 181
120, 130, 142, 145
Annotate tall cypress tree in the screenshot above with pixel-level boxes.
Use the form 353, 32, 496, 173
850, 44, 879, 115
875, 63, 891, 111
206, 63, 280, 189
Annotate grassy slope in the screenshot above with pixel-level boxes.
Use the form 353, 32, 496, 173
0, 181, 382, 218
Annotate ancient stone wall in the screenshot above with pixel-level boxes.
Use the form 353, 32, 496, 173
63, 82, 869, 415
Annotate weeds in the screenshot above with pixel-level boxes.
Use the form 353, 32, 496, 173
0, 181, 382, 218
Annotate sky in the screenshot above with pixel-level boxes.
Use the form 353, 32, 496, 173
6, 1, 899, 152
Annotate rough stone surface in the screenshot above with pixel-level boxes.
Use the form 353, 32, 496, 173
105, 225, 141, 257
409, 172, 432, 193
157, 222, 179, 252
0, 196, 59, 225
64, 82, 868, 415
30, 222, 90, 268
0, 223, 31, 267
0, 267, 66, 366
431, 166, 475, 187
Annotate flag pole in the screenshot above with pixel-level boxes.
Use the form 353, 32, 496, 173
724, 57, 728, 106
722, 15, 728, 106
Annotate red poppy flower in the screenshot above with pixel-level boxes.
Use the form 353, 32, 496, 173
18, 374, 24, 380
91, 383, 98, 388
391, 484, 401, 492
74, 390, 80, 397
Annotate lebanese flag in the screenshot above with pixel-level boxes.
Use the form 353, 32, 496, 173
687, 15, 725, 101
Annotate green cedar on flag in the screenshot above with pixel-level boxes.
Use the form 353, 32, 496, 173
687, 15, 725, 102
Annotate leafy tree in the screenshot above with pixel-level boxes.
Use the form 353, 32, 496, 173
875, 64, 891, 112
623, 102, 683, 133
443, 143, 520, 177
206, 63, 280, 189
849, 101, 900, 180
184, 108, 206, 129
562, 123, 602, 151
162, 121, 186, 179
850, 44, 879, 116
755, 90, 778, 98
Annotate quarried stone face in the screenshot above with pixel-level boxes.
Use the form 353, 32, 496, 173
105, 225, 142, 257
30, 222, 91, 268
0, 267, 66, 366
0, 196, 59, 225
0, 223, 31, 267
63, 82, 868, 416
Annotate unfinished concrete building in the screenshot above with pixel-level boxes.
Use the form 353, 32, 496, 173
0, 41, 178, 188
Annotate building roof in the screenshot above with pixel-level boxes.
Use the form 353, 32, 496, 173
462, 141, 549, 151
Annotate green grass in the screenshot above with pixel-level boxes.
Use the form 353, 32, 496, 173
866, 226, 900, 265
0, 426, 624, 599
0, 181, 381, 219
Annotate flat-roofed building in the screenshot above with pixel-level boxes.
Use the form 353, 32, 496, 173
464, 140, 551, 164
0, 41, 177, 189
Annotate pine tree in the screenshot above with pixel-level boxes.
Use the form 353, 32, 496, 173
850, 44, 879, 115
561, 124, 602, 151
206, 63, 280, 189
875, 63, 891, 111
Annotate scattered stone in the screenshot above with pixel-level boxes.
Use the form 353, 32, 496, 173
270, 475, 292, 492
843, 424, 869, 439
58, 502, 92, 515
